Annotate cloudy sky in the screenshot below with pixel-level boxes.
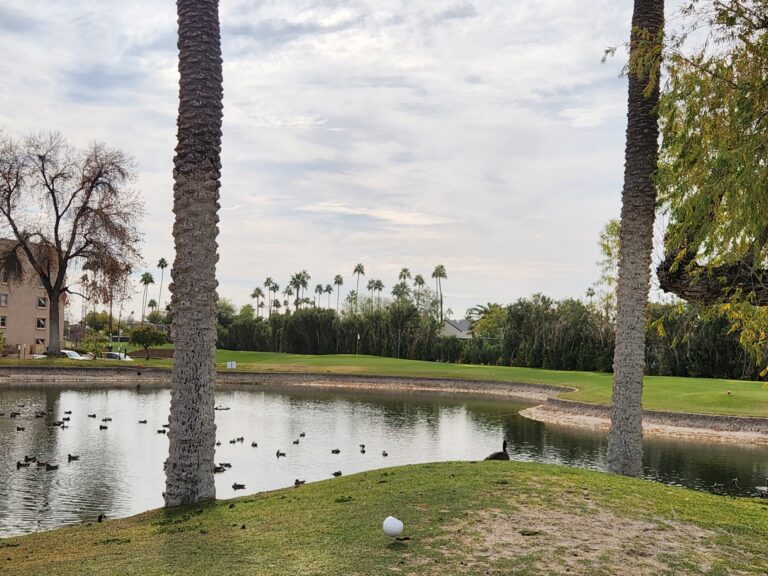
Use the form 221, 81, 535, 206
0, 0, 659, 319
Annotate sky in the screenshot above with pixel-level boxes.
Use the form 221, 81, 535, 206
0, 0, 662, 321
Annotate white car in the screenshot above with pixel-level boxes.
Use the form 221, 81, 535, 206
60, 349, 88, 360
105, 352, 133, 361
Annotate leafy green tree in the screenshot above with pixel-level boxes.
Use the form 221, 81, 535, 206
130, 325, 167, 360
608, 0, 665, 478
81, 330, 109, 359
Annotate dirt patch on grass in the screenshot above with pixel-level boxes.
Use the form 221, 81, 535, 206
420, 504, 735, 575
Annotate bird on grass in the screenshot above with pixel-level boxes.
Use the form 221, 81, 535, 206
484, 440, 510, 461
332, 471, 342, 477
294, 479, 305, 486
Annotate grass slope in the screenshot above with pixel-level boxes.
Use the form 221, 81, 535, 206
4, 350, 768, 417
3, 462, 767, 575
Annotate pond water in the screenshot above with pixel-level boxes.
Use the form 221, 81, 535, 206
1, 383, 767, 537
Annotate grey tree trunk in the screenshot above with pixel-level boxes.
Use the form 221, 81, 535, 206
607, 0, 665, 477
164, 0, 223, 506
47, 289, 61, 356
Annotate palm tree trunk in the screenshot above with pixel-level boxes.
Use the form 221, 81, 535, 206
165, 0, 222, 507
607, 0, 664, 477
158, 270, 165, 310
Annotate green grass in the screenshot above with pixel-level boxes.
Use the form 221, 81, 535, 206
3, 461, 767, 575
4, 351, 768, 417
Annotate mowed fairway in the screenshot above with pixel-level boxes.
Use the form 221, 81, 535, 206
5, 350, 768, 417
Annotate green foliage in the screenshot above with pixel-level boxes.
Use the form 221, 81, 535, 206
129, 325, 167, 359
80, 330, 109, 359
85, 310, 110, 331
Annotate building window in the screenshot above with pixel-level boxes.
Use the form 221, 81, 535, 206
35, 338, 45, 345
0, 316, 6, 328
37, 296, 48, 309
0, 293, 7, 306
0, 271, 7, 284
36, 318, 46, 330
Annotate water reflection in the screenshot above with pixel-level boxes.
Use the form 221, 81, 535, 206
0, 384, 766, 537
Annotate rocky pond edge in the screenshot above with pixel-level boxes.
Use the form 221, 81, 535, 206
2, 365, 767, 444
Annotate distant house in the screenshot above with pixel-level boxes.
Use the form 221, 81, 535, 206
440, 318, 472, 340
0, 240, 64, 357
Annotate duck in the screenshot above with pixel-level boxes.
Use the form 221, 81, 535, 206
332, 471, 342, 477
24, 455, 36, 463
36, 461, 48, 467
64, 411, 72, 415
359, 444, 365, 449
45, 463, 59, 471
381, 450, 388, 457
251, 442, 258, 448
216, 441, 222, 446
484, 440, 510, 461
360, 447, 366, 454
88, 414, 97, 418
331, 449, 341, 454
16, 426, 25, 431
100, 425, 108, 430
68, 454, 79, 462
293, 439, 300, 445
16, 461, 30, 469
214, 466, 226, 474
235, 436, 244, 443
157, 429, 167, 434
62, 416, 70, 421
138, 419, 147, 424
232, 483, 246, 490
97, 513, 107, 523
229, 439, 236, 444
102, 417, 112, 422
276, 450, 286, 458
294, 479, 306, 486
299, 432, 306, 437
219, 462, 232, 468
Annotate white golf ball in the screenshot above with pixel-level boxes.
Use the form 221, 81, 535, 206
383, 515, 404, 537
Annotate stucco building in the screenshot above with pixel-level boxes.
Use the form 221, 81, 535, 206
0, 244, 64, 357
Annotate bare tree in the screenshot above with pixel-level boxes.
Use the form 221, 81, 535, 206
0, 131, 143, 355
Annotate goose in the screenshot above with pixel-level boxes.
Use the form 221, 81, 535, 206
88, 414, 97, 418
100, 425, 108, 430
332, 471, 342, 477
232, 483, 246, 490
251, 442, 258, 448
294, 479, 305, 486
331, 449, 341, 454
138, 420, 147, 424
484, 440, 510, 461
16, 426, 25, 431
381, 450, 388, 457
276, 450, 286, 458
68, 454, 79, 462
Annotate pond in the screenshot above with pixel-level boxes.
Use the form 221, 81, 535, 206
1, 383, 767, 537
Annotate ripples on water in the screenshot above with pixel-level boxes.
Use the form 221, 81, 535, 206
1, 383, 766, 537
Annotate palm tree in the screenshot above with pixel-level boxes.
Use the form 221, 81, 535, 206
353, 263, 365, 312
140, 272, 154, 324
283, 286, 293, 313
165, 0, 223, 507
398, 268, 411, 283
414, 274, 425, 306
333, 274, 343, 311
366, 278, 376, 303
607, 0, 665, 478
147, 299, 158, 314
325, 284, 333, 308
373, 279, 384, 308
264, 277, 274, 316
314, 283, 324, 307
251, 286, 264, 317
157, 258, 168, 310
431, 264, 447, 322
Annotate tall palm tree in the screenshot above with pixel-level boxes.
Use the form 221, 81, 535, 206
353, 263, 365, 312
165, 0, 223, 507
314, 283, 324, 307
324, 284, 333, 308
263, 277, 274, 317
147, 299, 158, 314
366, 278, 376, 304
607, 0, 665, 478
157, 258, 168, 310
431, 264, 447, 322
140, 272, 154, 324
414, 274, 425, 307
251, 286, 264, 317
374, 279, 384, 308
283, 286, 293, 313
398, 268, 411, 284
333, 274, 343, 311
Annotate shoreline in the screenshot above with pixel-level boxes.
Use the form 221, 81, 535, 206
2, 365, 768, 444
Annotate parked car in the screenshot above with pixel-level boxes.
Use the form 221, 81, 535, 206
105, 352, 133, 361
60, 350, 88, 360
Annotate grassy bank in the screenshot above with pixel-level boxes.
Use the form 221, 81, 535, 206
4, 350, 768, 417
3, 461, 767, 575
